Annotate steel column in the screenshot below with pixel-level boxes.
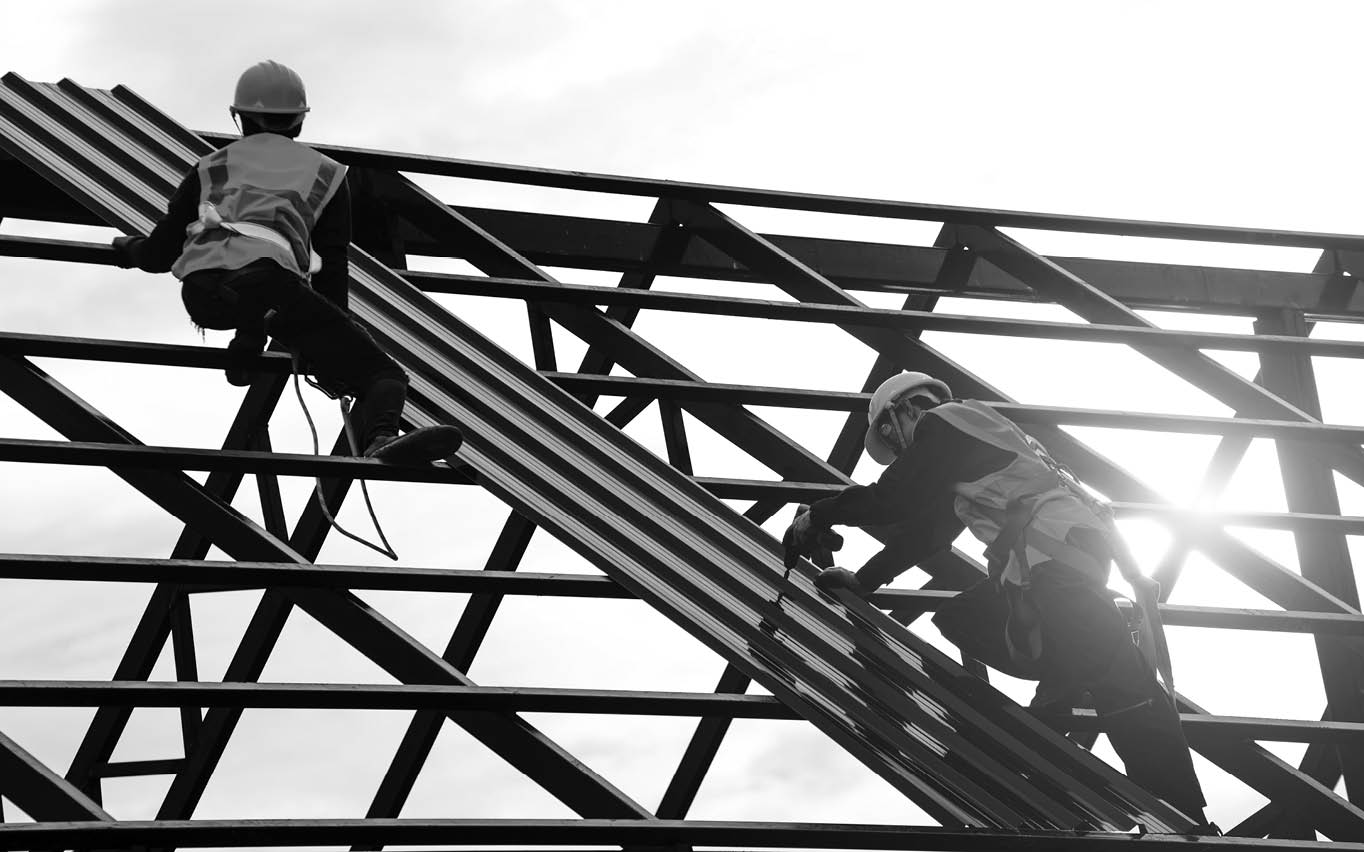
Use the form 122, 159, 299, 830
1255, 308, 1364, 801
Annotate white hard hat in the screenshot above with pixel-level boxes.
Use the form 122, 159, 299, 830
232, 60, 309, 124
864, 372, 952, 464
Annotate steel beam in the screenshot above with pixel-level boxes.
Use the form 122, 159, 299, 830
10, 401, 1364, 469
0, 730, 111, 822
194, 127, 1364, 251
1060, 710, 1364, 745
660, 400, 694, 474
2, 814, 1361, 852
15, 291, 1364, 372
0, 681, 797, 718
392, 207, 1364, 317
11, 223, 1364, 321
0, 435, 473, 483
97, 758, 184, 778
250, 429, 291, 538
1152, 427, 1252, 598
401, 271, 1364, 358
167, 591, 201, 756
6, 556, 1363, 635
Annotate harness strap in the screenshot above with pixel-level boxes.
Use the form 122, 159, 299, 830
981, 491, 1176, 698
188, 202, 322, 275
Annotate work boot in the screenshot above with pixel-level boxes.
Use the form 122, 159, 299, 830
363, 430, 399, 458
365, 425, 463, 465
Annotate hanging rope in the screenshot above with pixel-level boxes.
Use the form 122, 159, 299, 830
290, 354, 399, 561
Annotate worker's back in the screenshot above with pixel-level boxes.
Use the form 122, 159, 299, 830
936, 400, 1109, 585
172, 133, 346, 280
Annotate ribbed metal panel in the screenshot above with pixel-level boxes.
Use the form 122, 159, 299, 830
0, 71, 1195, 833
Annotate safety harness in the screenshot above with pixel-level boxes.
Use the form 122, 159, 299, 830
186, 202, 323, 276
984, 439, 1175, 698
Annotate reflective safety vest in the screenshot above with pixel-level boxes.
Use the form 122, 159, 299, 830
934, 400, 1111, 586
171, 134, 347, 281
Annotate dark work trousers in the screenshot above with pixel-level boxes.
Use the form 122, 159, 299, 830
180, 260, 408, 450
1027, 564, 1207, 820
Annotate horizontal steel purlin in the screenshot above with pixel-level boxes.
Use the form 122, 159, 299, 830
400, 271, 1364, 358
9, 236, 1364, 356
13, 325, 1364, 444
0, 432, 1356, 539
7, 226, 1364, 322
0, 681, 799, 718
0, 436, 473, 483
1, 815, 1360, 851
5, 681, 1364, 745
3, 554, 1362, 636
21, 434, 1364, 536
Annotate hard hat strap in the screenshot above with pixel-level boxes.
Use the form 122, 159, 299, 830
877, 396, 917, 456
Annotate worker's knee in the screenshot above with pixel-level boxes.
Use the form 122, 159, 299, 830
370, 365, 408, 387
181, 275, 242, 331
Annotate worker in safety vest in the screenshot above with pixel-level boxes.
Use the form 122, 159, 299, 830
787, 371, 1209, 825
110, 61, 456, 462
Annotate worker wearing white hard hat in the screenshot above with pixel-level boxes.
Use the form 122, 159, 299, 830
783, 372, 1209, 827
110, 62, 460, 463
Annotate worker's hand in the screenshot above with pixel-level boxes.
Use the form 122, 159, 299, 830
110, 235, 139, 269
814, 567, 867, 597
786, 508, 816, 550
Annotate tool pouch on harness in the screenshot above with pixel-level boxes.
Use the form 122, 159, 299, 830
932, 497, 1046, 680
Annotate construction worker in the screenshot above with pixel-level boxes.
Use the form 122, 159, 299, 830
110, 60, 458, 463
787, 371, 1208, 825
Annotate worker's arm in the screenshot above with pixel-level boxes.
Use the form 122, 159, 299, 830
310, 177, 352, 311
112, 169, 199, 273
808, 410, 1011, 590
807, 412, 992, 528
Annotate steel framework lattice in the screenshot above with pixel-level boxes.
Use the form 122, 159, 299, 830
0, 72, 1362, 850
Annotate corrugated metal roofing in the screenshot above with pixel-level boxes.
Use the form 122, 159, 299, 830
0, 71, 1194, 833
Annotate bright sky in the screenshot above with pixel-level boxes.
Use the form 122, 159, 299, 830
2, 0, 1362, 839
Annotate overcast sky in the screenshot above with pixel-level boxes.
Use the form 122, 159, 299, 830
3, 0, 1363, 840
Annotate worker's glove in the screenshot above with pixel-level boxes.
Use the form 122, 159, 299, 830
782, 506, 842, 569
110, 235, 139, 269
814, 567, 868, 597
786, 509, 816, 551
